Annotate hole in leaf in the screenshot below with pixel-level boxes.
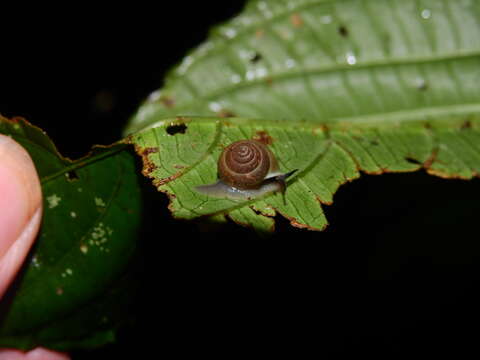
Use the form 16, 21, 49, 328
461, 120, 472, 130
338, 25, 348, 37
405, 157, 422, 165
166, 124, 187, 135
66, 170, 79, 181
250, 52, 262, 63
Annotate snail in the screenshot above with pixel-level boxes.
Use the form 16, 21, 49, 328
195, 139, 297, 201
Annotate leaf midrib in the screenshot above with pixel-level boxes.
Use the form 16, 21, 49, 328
143, 50, 480, 122
40, 145, 127, 185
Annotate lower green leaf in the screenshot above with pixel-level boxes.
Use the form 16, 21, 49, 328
0, 116, 142, 350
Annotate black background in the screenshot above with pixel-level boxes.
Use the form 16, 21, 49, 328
1, 2, 480, 358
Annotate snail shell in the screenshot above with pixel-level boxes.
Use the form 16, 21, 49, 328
196, 140, 296, 200
218, 139, 279, 189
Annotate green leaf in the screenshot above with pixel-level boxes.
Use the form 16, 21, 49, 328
125, 0, 480, 134
130, 114, 480, 231
126, 0, 480, 231
0, 116, 142, 351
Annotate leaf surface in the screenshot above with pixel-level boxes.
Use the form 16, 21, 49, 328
126, 0, 480, 133
131, 113, 480, 231
0, 116, 142, 350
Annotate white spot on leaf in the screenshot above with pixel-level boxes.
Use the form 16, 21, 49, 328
246, 70, 256, 81
240, 16, 252, 26
346, 52, 357, 65
31, 255, 41, 268
47, 194, 61, 209
89, 222, 113, 252
256, 67, 268, 78
61, 268, 72, 278
148, 89, 162, 102
321, 15, 332, 24
257, 1, 273, 17
177, 56, 193, 75
421, 9, 431, 19
231, 74, 242, 84
209, 102, 222, 112
80, 244, 88, 254
285, 58, 296, 68
223, 27, 237, 39
95, 197, 106, 207
414, 77, 427, 89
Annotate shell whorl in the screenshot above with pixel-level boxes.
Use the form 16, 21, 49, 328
218, 140, 275, 189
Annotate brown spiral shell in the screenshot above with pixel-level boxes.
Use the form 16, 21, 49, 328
218, 140, 277, 189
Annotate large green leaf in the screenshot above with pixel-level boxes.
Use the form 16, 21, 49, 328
126, 0, 480, 134
126, 0, 480, 231
0, 116, 142, 350
130, 114, 480, 231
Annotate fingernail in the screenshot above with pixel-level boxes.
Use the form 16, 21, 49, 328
0, 135, 42, 259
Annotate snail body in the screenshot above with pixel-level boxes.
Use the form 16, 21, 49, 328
196, 140, 296, 201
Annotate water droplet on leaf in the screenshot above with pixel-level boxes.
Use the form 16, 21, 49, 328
421, 9, 431, 19
346, 52, 357, 65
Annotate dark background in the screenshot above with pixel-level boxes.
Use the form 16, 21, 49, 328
1, 2, 480, 357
